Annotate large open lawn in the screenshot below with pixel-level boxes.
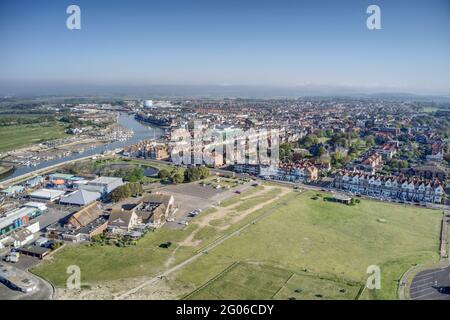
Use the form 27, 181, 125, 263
0, 122, 68, 152
171, 191, 441, 300
33, 189, 441, 300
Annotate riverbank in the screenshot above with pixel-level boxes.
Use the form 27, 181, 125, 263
0, 165, 14, 177
0, 154, 107, 189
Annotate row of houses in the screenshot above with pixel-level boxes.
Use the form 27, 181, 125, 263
333, 170, 445, 204
122, 140, 170, 160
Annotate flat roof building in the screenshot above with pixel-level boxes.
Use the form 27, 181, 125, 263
333, 193, 353, 205
1, 185, 24, 196
0, 208, 31, 237
29, 189, 66, 202
80, 177, 124, 195
23, 202, 47, 211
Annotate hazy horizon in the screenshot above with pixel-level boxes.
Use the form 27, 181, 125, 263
1, 0, 450, 96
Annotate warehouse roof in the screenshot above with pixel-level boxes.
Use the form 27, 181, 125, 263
29, 189, 66, 200
60, 189, 101, 206
89, 177, 123, 185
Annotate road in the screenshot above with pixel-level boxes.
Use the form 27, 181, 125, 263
113, 193, 294, 300
409, 266, 450, 300
0, 259, 54, 300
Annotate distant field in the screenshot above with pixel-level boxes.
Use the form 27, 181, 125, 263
33, 189, 441, 300
0, 122, 68, 152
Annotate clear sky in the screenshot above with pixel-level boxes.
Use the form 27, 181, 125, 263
0, 0, 449, 95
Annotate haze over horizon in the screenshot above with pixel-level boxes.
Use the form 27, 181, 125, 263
1, 0, 450, 96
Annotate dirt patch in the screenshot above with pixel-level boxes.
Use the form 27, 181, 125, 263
55, 275, 183, 300
179, 185, 291, 247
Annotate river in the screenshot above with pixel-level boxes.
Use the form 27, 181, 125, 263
0, 113, 165, 182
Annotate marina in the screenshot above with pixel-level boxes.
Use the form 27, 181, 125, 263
0, 114, 164, 183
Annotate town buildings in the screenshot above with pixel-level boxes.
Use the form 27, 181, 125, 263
333, 170, 444, 204
108, 193, 175, 235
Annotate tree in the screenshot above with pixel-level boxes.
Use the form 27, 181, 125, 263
185, 167, 201, 182
400, 160, 409, 169
111, 184, 132, 202
198, 166, 210, 179
158, 169, 171, 180
365, 136, 375, 147
171, 169, 185, 184
299, 134, 319, 149
316, 146, 326, 157
279, 143, 293, 160
124, 166, 144, 182
128, 182, 143, 196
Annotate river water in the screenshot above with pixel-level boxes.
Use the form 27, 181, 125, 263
0, 113, 165, 182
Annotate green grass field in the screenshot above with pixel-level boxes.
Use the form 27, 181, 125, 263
172, 191, 441, 300
0, 122, 68, 152
32, 227, 198, 286
185, 262, 362, 300
33, 189, 441, 300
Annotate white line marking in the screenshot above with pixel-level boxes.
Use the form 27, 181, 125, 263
411, 290, 439, 300
412, 276, 434, 283
410, 282, 434, 291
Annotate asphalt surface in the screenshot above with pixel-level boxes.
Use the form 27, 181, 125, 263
160, 180, 253, 230
0, 260, 54, 300
410, 266, 450, 300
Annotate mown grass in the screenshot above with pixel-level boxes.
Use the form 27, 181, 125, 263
0, 122, 68, 152
33, 190, 441, 300
219, 186, 264, 207
32, 226, 198, 287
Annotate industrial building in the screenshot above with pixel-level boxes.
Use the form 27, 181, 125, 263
144, 100, 153, 108
23, 202, 47, 212
24, 176, 44, 189
0, 208, 31, 237
29, 188, 66, 202
59, 189, 101, 206
0, 185, 24, 196
0, 211, 41, 248
80, 177, 124, 196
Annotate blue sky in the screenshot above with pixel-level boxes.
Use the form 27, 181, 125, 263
0, 0, 449, 95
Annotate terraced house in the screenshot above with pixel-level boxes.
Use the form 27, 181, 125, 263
333, 170, 445, 204
260, 161, 319, 182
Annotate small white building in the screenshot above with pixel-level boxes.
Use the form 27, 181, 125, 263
23, 202, 47, 211
80, 177, 124, 196
29, 189, 66, 202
